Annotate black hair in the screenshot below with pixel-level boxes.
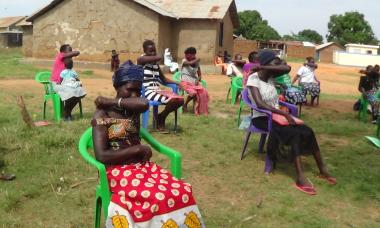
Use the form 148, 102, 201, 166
184, 47, 196, 55
64, 58, 73, 69
248, 51, 258, 62
306, 56, 314, 62
60, 44, 70, 53
143, 40, 155, 50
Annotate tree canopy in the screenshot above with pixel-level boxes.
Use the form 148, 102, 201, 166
326, 11, 377, 46
235, 10, 281, 41
282, 30, 323, 44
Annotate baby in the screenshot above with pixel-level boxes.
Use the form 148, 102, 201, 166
60, 58, 82, 88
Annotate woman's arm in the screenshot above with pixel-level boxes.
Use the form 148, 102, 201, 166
137, 55, 162, 65
94, 97, 149, 113
197, 66, 202, 82
62, 51, 80, 58
182, 58, 200, 66
249, 86, 296, 124
92, 110, 152, 165
292, 74, 300, 84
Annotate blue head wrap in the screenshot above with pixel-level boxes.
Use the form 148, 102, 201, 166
112, 60, 144, 87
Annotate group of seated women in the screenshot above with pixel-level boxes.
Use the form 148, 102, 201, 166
65, 44, 336, 226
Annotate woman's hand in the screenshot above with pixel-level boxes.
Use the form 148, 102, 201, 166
95, 96, 115, 109
140, 145, 152, 162
285, 113, 296, 125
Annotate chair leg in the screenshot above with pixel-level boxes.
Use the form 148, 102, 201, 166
43, 100, 47, 120
142, 108, 150, 129
226, 87, 231, 103
241, 131, 252, 160
52, 94, 62, 122
95, 198, 102, 228
79, 100, 83, 118
298, 104, 302, 117
237, 101, 244, 127
174, 109, 178, 132
231, 87, 237, 105
258, 134, 267, 154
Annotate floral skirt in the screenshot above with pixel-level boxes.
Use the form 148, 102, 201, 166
300, 82, 320, 97
105, 162, 204, 228
284, 87, 306, 105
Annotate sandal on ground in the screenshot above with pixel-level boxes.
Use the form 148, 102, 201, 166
0, 173, 16, 181
317, 175, 337, 185
293, 183, 316, 195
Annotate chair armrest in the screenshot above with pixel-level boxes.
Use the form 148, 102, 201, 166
78, 127, 110, 202
163, 83, 178, 94
279, 101, 298, 117
140, 128, 182, 179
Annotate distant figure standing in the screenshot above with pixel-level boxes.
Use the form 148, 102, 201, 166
110, 50, 120, 72
164, 48, 179, 73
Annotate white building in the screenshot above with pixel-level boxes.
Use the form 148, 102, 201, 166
333, 43, 380, 67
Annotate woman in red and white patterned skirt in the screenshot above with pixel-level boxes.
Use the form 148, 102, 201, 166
93, 61, 204, 227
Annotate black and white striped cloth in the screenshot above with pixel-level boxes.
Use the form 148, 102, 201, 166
142, 62, 170, 104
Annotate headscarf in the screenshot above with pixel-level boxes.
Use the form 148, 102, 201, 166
112, 60, 144, 87
259, 50, 278, 66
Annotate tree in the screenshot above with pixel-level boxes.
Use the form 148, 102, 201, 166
282, 30, 323, 44
297, 29, 323, 44
327, 11, 377, 46
235, 10, 281, 41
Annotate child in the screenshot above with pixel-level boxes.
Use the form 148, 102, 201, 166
60, 58, 82, 88
137, 40, 184, 131
181, 47, 209, 115
110, 50, 120, 72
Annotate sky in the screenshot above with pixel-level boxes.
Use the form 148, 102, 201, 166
0, 0, 379, 41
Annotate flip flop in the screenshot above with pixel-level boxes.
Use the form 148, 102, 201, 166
157, 128, 170, 134
0, 173, 16, 181
293, 183, 316, 195
318, 175, 337, 185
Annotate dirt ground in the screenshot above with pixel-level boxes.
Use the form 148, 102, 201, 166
0, 62, 361, 114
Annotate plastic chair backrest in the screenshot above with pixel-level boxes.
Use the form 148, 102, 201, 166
35, 71, 54, 95
78, 127, 183, 220
232, 76, 243, 89
275, 74, 292, 87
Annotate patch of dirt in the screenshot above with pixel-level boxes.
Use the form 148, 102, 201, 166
0, 62, 362, 115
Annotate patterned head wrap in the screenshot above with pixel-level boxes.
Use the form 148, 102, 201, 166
112, 60, 144, 87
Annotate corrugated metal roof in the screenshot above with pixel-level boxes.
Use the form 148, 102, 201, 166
316, 42, 334, 50
0, 16, 27, 28
15, 18, 33, 27
27, 0, 239, 27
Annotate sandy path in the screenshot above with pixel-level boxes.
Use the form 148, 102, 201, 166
0, 62, 362, 114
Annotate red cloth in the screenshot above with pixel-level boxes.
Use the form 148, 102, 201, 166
106, 162, 196, 222
51, 53, 65, 83
180, 81, 209, 116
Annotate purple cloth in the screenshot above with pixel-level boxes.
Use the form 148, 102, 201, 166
243, 61, 260, 87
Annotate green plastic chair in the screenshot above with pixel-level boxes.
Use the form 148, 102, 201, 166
78, 127, 182, 228
35, 71, 83, 122
365, 115, 380, 148
172, 71, 207, 92
226, 76, 243, 105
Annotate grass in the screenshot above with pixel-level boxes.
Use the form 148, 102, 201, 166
0, 48, 49, 79
0, 49, 380, 227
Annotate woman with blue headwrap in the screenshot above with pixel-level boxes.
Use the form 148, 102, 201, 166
92, 61, 204, 227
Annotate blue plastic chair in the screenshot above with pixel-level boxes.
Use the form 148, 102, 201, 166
141, 83, 179, 131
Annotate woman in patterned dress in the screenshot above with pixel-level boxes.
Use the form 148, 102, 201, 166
92, 62, 204, 227
292, 57, 320, 106
137, 40, 184, 131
